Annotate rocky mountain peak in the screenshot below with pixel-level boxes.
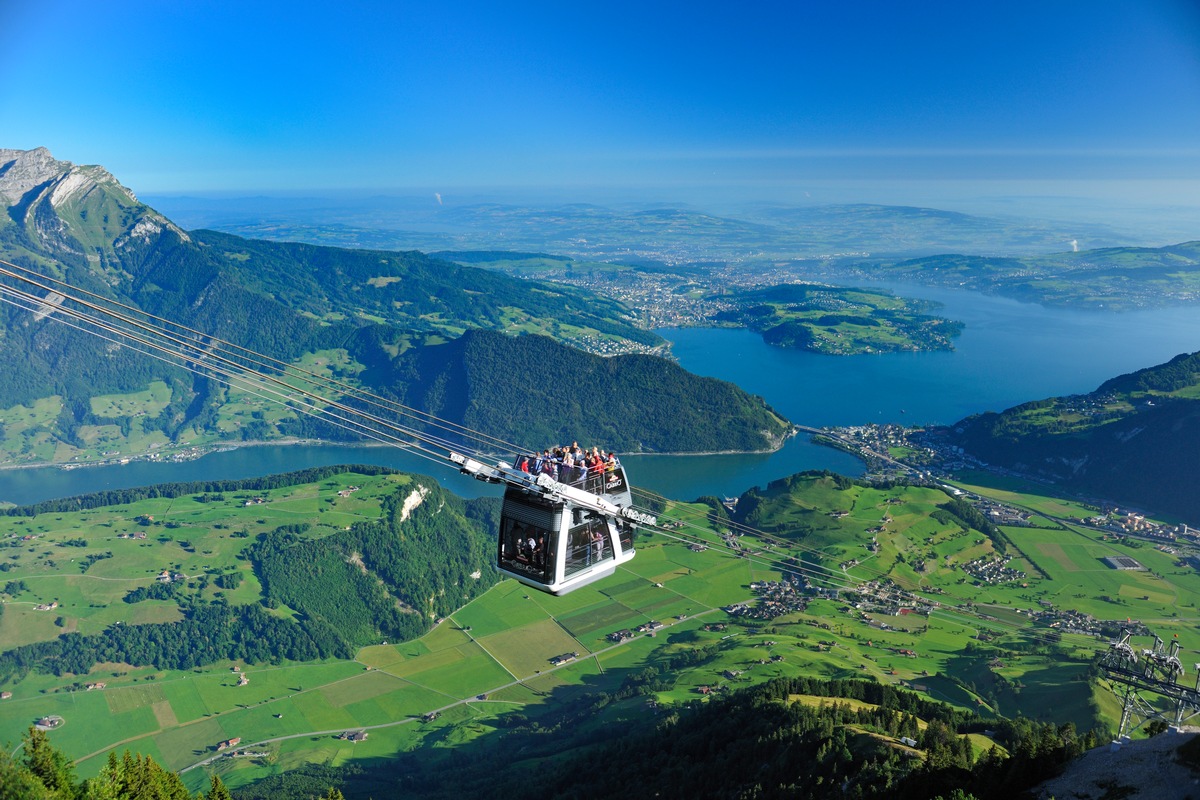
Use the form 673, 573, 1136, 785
0, 146, 186, 259
0, 146, 74, 207
0, 146, 139, 210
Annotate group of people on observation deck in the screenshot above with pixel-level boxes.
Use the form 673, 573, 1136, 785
516, 442, 620, 488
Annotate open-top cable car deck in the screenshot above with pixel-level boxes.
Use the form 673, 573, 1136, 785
450, 452, 657, 595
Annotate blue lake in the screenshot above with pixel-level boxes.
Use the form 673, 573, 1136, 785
2, 284, 1198, 505
662, 283, 1200, 428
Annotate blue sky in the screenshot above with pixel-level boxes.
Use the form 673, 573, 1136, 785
2, 1, 1198, 200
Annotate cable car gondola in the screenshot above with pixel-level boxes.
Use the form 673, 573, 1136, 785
450, 452, 656, 595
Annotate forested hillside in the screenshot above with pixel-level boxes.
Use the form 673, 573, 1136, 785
368, 328, 792, 452
946, 350, 1200, 522
237, 676, 1094, 800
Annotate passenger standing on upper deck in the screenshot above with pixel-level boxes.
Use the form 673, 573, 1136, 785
588, 451, 604, 492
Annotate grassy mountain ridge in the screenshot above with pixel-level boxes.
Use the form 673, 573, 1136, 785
947, 349, 1200, 522
191, 230, 659, 345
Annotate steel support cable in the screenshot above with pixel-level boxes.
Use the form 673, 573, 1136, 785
0, 259, 526, 458
0, 287, 459, 475
0, 268, 490, 462
0, 272, 469, 463
0, 257, 517, 455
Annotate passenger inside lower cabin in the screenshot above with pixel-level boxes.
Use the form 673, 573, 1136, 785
499, 517, 556, 583
563, 512, 612, 578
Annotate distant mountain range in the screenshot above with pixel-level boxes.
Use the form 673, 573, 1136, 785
0, 147, 789, 461
945, 350, 1200, 523
147, 193, 1144, 261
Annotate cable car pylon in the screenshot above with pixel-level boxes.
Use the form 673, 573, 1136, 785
1098, 630, 1200, 738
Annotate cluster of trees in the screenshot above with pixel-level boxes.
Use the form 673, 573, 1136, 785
733, 470, 857, 534
0, 601, 348, 681
484, 676, 1097, 800
249, 481, 497, 650
934, 498, 1006, 555
1099, 350, 1200, 394
123, 582, 179, 604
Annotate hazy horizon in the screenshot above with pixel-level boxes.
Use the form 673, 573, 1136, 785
4, 2, 1199, 210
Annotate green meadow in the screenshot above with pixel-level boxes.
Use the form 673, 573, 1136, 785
0, 468, 1193, 794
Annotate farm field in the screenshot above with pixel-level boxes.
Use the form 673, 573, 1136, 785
1, 467, 1194, 795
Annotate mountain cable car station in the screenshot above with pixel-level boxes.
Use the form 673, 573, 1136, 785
450, 450, 657, 595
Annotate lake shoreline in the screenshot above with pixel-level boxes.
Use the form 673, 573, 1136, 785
0, 427, 801, 475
